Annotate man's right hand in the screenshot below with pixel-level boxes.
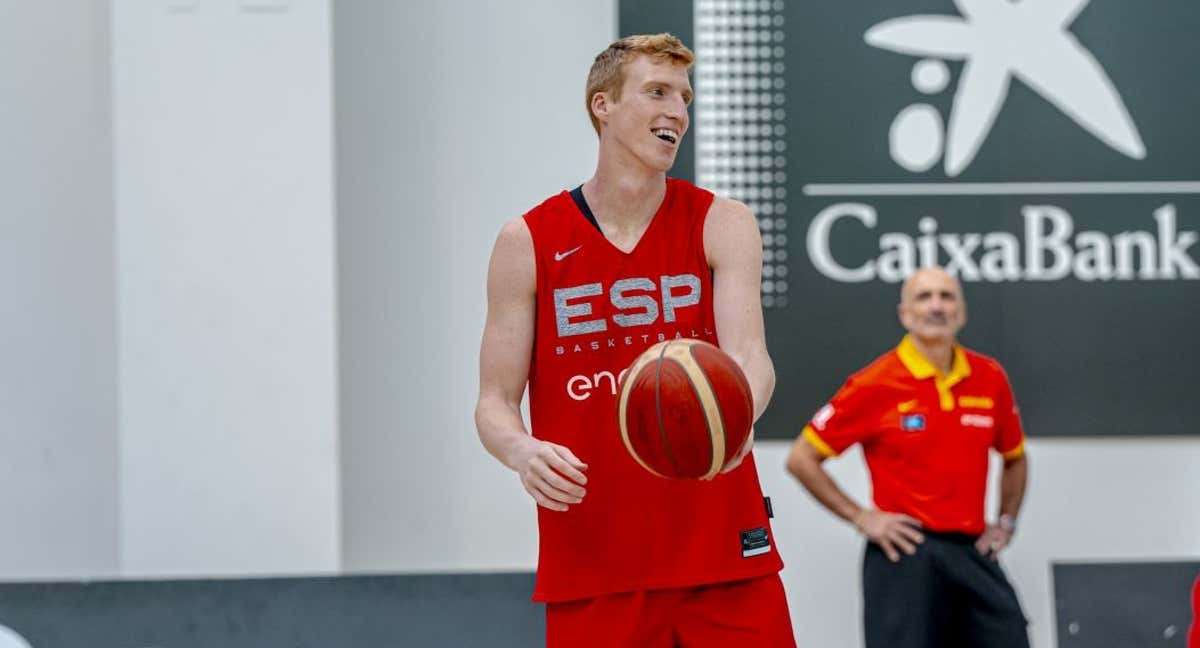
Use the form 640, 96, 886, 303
513, 438, 588, 512
855, 509, 925, 562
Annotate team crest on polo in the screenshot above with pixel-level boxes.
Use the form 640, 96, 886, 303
901, 414, 926, 431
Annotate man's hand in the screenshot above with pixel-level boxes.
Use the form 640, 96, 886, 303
718, 427, 755, 475
512, 438, 588, 512
974, 524, 1013, 560
855, 509, 925, 562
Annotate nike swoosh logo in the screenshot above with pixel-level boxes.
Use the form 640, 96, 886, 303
554, 245, 583, 262
897, 400, 919, 413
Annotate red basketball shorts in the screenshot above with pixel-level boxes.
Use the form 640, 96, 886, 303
545, 573, 796, 648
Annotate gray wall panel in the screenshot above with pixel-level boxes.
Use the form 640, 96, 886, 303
0, 0, 118, 579
1054, 561, 1200, 647
0, 573, 541, 648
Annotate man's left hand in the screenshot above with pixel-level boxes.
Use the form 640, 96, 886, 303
975, 524, 1013, 560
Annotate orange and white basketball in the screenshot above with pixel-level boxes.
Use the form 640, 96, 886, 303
617, 339, 753, 479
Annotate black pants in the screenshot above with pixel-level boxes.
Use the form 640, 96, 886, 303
863, 531, 1029, 648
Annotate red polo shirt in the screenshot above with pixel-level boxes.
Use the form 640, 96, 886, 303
803, 335, 1025, 534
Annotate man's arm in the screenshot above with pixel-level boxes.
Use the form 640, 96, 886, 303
475, 219, 587, 512
786, 433, 925, 562
976, 373, 1029, 557
999, 453, 1028, 520
704, 198, 775, 472
975, 453, 1028, 557
785, 436, 863, 522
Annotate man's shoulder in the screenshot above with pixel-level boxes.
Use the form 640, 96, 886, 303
495, 217, 532, 245
844, 349, 906, 390
518, 190, 579, 251
699, 191, 758, 264
667, 176, 709, 196
700, 191, 749, 221
523, 190, 573, 221
962, 346, 1007, 373
490, 217, 535, 273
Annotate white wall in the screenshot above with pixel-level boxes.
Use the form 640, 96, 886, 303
112, 0, 341, 576
334, 0, 616, 572
0, 0, 119, 580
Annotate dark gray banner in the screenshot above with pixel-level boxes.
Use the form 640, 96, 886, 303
1054, 561, 1199, 647
0, 573, 540, 648
623, 0, 1200, 438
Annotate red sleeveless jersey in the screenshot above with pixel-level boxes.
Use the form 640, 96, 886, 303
523, 178, 783, 602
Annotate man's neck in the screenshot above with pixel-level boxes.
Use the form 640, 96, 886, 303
910, 335, 956, 375
584, 143, 668, 233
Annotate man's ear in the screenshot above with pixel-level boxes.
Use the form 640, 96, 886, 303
591, 92, 610, 125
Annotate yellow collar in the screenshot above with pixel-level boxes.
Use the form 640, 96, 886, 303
896, 334, 971, 389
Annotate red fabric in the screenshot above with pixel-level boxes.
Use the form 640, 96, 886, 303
546, 574, 796, 648
806, 342, 1025, 534
524, 178, 782, 602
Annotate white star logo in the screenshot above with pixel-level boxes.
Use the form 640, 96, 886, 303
866, 0, 1146, 176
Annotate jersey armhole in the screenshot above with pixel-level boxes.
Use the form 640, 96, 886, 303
695, 189, 718, 271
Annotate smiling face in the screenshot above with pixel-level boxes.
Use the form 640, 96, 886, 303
898, 268, 967, 344
584, 34, 695, 175
592, 54, 692, 172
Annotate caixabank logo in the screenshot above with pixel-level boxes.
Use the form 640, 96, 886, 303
870, 0, 1145, 177
799, 0, 1199, 284
668, 0, 1200, 437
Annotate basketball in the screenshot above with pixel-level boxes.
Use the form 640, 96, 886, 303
617, 339, 754, 479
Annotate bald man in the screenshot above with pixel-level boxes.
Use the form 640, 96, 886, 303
787, 268, 1030, 648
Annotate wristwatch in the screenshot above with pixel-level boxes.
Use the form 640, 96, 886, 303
998, 514, 1017, 535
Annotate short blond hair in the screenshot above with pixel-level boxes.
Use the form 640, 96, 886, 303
585, 33, 695, 135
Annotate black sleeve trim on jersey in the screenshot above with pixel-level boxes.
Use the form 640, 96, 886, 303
570, 185, 603, 233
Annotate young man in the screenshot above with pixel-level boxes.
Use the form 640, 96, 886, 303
787, 268, 1030, 648
475, 34, 795, 647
